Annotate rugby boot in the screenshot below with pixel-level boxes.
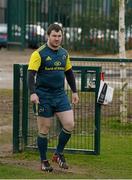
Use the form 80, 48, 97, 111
52, 153, 68, 169
41, 160, 53, 172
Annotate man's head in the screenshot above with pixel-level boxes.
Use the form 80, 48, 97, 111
47, 23, 63, 36
47, 23, 63, 50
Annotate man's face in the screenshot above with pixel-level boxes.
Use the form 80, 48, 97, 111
48, 30, 63, 49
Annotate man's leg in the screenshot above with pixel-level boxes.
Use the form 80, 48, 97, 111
37, 116, 53, 172
52, 110, 74, 169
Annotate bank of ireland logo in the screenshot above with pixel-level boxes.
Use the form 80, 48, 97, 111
54, 61, 61, 66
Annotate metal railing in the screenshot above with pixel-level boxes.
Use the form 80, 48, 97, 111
7, 0, 132, 52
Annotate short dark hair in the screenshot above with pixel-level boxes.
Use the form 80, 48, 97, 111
47, 23, 63, 35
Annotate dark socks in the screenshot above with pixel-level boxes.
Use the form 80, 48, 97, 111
56, 128, 71, 154
37, 133, 48, 161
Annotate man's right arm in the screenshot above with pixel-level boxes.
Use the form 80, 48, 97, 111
28, 70, 36, 94
28, 70, 39, 104
28, 51, 41, 104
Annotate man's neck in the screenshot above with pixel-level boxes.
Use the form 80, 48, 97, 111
47, 42, 59, 51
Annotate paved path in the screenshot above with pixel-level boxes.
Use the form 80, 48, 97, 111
1, 48, 132, 89
0, 48, 32, 89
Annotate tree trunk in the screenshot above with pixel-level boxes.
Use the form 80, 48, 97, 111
119, 0, 128, 123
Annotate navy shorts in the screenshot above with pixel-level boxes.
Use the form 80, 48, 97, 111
35, 92, 71, 117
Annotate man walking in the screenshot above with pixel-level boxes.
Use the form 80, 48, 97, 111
28, 23, 79, 172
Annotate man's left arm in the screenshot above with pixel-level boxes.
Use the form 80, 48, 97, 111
65, 69, 79, 104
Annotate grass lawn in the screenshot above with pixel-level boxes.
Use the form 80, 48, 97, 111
0, 89, 132, 178
0, 134, 132, 179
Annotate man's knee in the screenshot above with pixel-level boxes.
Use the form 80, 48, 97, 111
63, 120, 75, 132
37, 117, 51, 134
38, 125, 50, 134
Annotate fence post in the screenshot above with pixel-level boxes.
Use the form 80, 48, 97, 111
22, 65, 28, 147
94, 67, 101, 155
13, 64, 20, 153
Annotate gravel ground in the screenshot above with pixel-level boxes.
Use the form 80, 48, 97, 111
0, 48, 33, 89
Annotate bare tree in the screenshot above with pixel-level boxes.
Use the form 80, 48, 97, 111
119, 0, 128, 123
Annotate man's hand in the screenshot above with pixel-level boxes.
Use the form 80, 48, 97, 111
30, 93, 40, 104
72, 92, 79, 104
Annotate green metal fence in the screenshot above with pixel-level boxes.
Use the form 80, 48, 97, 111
13, 57, 132, 155
71, 57, 132, 136
13, 64, 102, 154
7, 0, 132, 52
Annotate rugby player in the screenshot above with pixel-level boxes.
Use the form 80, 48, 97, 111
28, 23, 79, 172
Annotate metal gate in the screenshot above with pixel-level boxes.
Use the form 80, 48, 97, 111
13, 64, 101, 155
